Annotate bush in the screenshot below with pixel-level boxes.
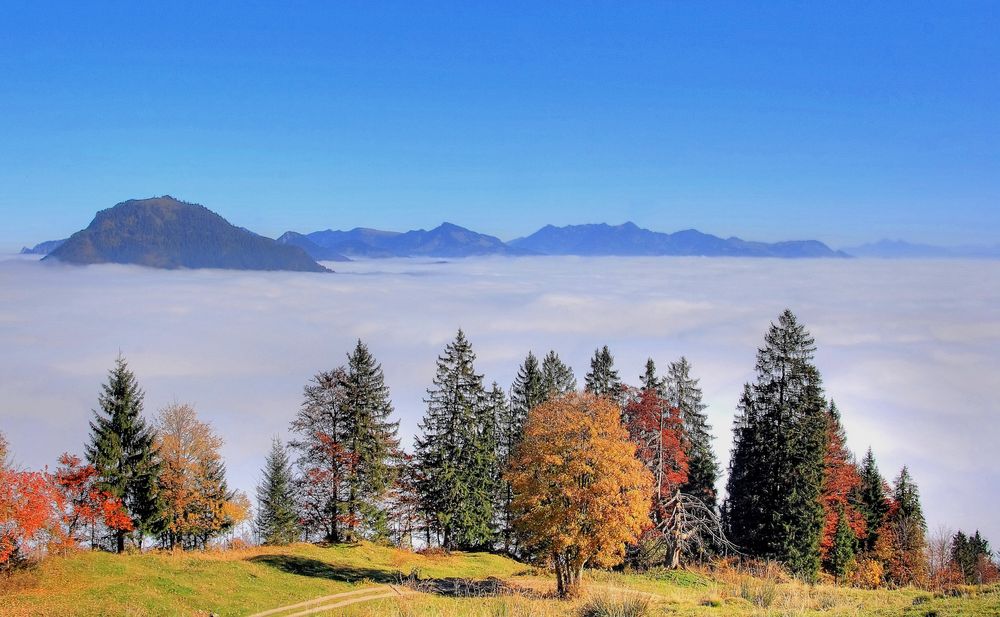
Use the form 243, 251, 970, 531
578, 595, 651, 617
849, 558, 884, 589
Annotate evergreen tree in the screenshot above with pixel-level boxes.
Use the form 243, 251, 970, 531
85, 354, 162, 552
640, 358, 663, 395
724, 310, 828, 580
540, 350, 577, 397
875, 466, 927, 586
827, 507, 857, 583
951, 530, 993, 584
584, 345, 623, 400
255, 438, 299, 545
855, 447, 889, 552
499, 354, 541, 553
415, 330, 495, 550
665, 357, 719, 511
341, 340, 400, 542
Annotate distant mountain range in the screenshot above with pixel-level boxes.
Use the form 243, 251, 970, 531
22, 197, 998, 268
843, 239, 1000, 259
42, 196, 329, 272
508, 222, 847, 257
281, 223, 533, 258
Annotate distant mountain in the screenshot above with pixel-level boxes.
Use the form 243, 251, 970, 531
45, 196, 329, 272
20, 239, 66, 255
509, 222, 847, 258
844, 239, 1000, 259
275, 231, 351, 262
290, 222, 534, 258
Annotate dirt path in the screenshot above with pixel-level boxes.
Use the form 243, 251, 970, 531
246, 585, 416, 617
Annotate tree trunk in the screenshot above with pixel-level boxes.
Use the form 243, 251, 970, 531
116, 530, 125, 554
554, 552, 584, 598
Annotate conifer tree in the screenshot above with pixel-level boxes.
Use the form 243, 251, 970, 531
585, 345, 623, 400
415, 330, 495, 550
665, 357, 719, 510
856, 448, 890, 552
500, 355, 538, 553
819, 403, 865, 568
255, 438, 299, 545
827, 507, 857, 583
540, 350, 577, 397
341, 340, 400, 542
875, 466, 927, 586
724, 310, 828, 580
85, 354, 161, 552
640, 358, 663, 395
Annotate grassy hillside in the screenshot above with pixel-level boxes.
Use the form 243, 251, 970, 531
1, 543, 997, 617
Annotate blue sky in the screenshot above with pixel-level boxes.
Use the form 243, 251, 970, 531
1, 1, 997, 250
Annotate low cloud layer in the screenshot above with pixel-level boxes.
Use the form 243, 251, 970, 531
1, 255, 997, 543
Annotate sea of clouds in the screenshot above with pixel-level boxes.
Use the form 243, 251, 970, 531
1, 255, 997, 543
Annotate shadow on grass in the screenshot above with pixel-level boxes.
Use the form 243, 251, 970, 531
248, 554, 397, 584
249, 553, 547, 599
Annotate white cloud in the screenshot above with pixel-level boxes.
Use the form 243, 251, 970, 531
0, 255, 997, 544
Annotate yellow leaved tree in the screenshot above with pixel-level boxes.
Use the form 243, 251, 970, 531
508, 392, 653, 597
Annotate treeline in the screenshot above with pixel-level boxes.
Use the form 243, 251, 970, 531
0, 356, 249, 564
2, 310, 997, 593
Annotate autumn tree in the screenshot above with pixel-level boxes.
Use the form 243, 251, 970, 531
540, 350, 577, 397
255, 438, 299, 545
819, 403, 865, 571
508, 393, 653, 597
856, 448, 890, 552
664, 357, 719, 511
51, 453, 132, 551
290, 368, 350, 542
85, 354, 162, 552
875, 466, 927, 587
0, 433, 57, 568
154, 403, 248, 549
724, 310, 828, 580
415, 330, 497, 550
584, 345, 623, 401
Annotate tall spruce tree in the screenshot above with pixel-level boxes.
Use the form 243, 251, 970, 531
724, 310, 829, 580
415, 330, 495, 550
86, 354, 161, 552
256, 437, 299, 545
665, 356, 719, 510
640, 358, 663, 395
584, 345, 623, 399
341, 340, 400, 542
827, 507, 857, 583
540, 350, 577, 397
499, 353, 543, 553
856, 448, 889, 552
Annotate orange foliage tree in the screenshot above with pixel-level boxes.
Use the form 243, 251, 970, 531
508, 393, 654, 597
819, 404, 865, 568
52, 453, 132, 551
0, 433, 58, 567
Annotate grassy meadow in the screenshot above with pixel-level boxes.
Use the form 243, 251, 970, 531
1, 542, 997, 617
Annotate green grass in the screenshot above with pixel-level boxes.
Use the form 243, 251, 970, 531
2, 543, 998, 617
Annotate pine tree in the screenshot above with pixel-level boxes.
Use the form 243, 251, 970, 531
256, 438, 299, 545
827, 507, 857, 583
499, 355, 538, 553
341, 340, 400, 542
510, 351, 545, 425
875, 466, 927, 586
540, 350, 577, 397
724, 310, 828, 580
585, 345, 623, 400
665, 357, 719, 511
855, 448, 889, 552
415, 330, 495, 550
640, 358, 663, 395
85, 354, 161, 553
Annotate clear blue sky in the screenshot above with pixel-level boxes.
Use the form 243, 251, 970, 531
1, 1, 997, 251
